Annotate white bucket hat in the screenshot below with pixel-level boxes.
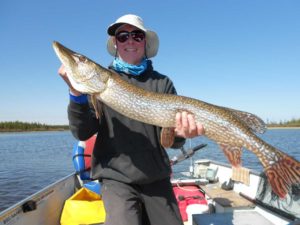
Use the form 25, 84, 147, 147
107, 14, 159, 58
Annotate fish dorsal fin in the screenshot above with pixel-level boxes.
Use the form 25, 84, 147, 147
224, 107, 267, 134
219, 143, 242, 167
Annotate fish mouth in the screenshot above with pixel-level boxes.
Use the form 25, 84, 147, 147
53, 41, 95, 82
53, 41, 78, 67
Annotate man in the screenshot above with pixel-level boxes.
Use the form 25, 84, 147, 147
58, 14, 204, 225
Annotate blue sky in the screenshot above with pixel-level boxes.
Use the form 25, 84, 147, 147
1, 0, 299, 125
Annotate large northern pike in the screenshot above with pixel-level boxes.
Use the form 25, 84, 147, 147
53, 41, 300, 198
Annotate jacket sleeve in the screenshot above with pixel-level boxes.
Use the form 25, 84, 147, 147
68, 98, 100, 141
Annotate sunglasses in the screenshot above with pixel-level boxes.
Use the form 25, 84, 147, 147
115, 30, 145, 43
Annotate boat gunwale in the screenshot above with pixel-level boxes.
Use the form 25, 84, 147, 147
0, 173, 77, 221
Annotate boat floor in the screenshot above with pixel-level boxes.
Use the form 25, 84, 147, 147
201, 182, 254, 209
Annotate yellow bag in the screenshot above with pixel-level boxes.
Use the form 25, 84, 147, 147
60, 187, 106, 225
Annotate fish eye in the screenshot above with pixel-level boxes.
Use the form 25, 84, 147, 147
79, 55, 87, 62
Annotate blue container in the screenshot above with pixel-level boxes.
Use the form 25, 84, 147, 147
72, 141, 91, 180
84, 181, 101, 195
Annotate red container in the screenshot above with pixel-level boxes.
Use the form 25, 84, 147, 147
84, 135, 97, 169
173, 185, 208, 221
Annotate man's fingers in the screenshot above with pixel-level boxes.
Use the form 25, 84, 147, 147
187, 114, 196, 135
175, 111, 205, 138
57, 64, 82, 96
197, 122, 205, 136
181, 111, 188, 131
175, 112, 182, 129
58, 64, 66, 76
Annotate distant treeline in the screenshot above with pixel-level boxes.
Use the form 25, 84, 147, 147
267, 118, 300, 127
0, 121, 69, 132
0, 118, 299, 132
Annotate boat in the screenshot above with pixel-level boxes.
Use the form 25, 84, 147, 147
172, 159, 299, 225
1, 143, 299, 225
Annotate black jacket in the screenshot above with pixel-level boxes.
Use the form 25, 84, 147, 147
68, 61, 185, 184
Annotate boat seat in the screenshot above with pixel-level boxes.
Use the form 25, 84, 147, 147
193, 210, 276, 225
201, 183, 254, 209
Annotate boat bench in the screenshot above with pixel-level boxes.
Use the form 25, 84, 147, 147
201, 183, 254, 211
193, 211, 276, 225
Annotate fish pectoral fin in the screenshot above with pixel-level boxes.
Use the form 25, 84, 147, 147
223, 107, 267, 134
219, 143, 242, 167
160, 127, 175, 148
90, 94, 102, 119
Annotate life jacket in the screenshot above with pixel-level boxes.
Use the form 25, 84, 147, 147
72, 135, 97, 180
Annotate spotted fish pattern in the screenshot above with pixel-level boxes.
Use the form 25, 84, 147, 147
53, 41, 300, 198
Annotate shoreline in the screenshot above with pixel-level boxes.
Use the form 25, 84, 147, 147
1, 127, 300, 133
267, 126, 300, 130
0, 129, 69, 133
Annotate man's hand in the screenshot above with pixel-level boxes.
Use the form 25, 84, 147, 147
174, 111, 205, 138
58, 64, 82, 96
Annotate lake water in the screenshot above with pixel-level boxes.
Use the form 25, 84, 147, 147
0, 129, 300, 212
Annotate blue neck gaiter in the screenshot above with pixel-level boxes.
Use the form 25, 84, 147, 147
112, 57, 148, 76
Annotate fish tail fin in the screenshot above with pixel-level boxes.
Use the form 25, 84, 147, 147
263, 149, 300, 198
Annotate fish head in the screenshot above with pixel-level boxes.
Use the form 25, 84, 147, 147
53, 41, 109, 94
